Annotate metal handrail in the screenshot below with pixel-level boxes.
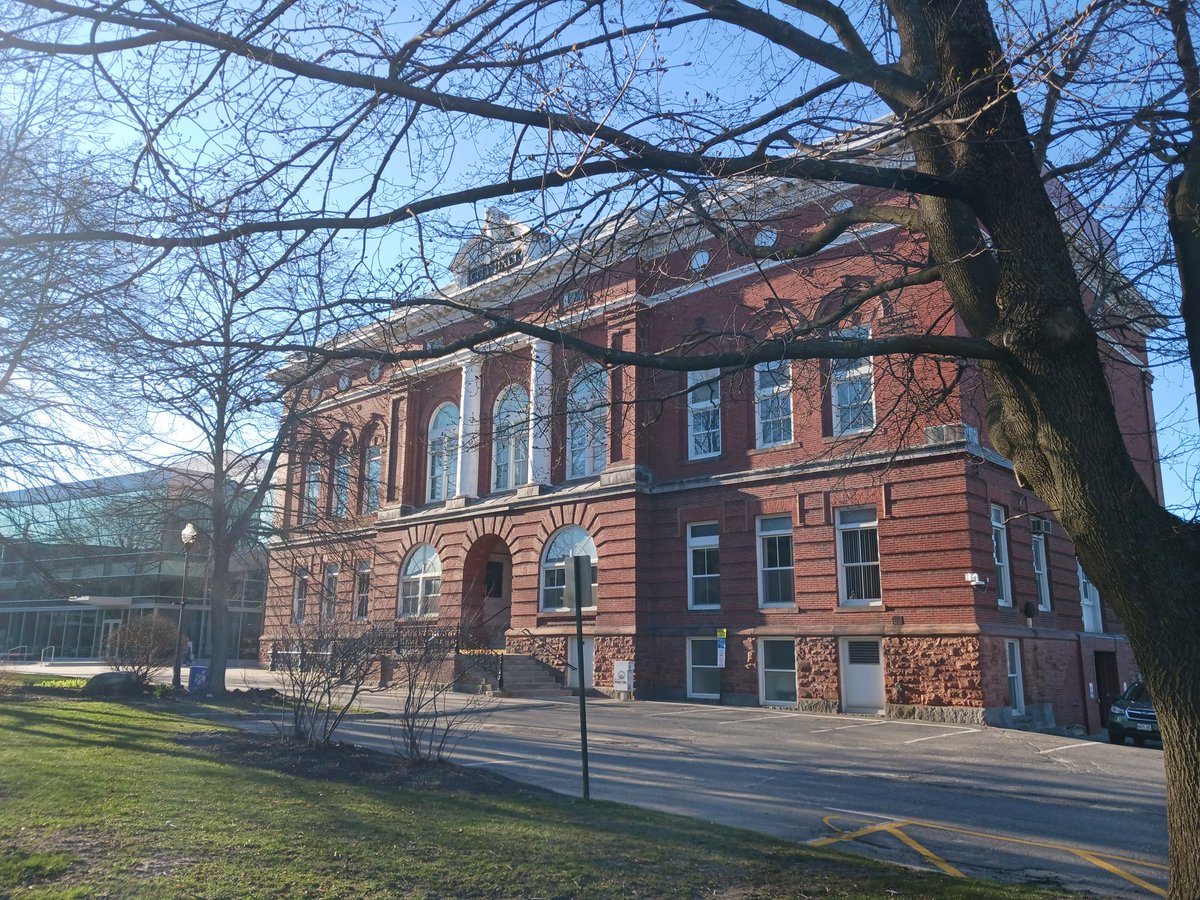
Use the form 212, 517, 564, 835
40, 646, 56, 664
519, 629, 576, 672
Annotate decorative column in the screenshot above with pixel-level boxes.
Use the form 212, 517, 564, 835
456, 357, 482, 498
528, 339, 553, 485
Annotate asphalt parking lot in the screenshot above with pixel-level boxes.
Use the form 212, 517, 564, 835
14, 664, 1169, 896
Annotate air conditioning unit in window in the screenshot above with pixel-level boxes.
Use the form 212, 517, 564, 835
1031, 519, 1052, 535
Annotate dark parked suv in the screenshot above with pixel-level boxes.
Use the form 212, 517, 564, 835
1108, 680, 1160, 746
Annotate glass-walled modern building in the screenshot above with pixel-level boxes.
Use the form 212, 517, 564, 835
0, 465, 267, 661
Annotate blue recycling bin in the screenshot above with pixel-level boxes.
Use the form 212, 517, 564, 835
188, 665, 209, 693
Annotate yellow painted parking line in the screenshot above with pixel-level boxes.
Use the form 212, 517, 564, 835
883, 824, 965, 878
808, 819, 913, 847
811, 813, 1167, 895
1071, 849, 1167, 897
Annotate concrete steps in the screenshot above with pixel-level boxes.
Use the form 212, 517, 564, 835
498, 653, 570, 698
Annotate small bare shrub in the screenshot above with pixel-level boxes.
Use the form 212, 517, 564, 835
103, 614, 177, 688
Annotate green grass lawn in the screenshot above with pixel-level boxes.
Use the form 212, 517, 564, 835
0, 692, 1068, 899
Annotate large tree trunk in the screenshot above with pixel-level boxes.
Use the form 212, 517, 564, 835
889, 0, 1200, 893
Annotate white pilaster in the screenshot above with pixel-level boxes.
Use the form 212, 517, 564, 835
456, 358, 482, 498
528, 339, 553, 484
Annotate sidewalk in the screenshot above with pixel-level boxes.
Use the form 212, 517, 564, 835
5, 660, 280, 690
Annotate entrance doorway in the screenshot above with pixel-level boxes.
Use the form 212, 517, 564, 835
1094, 651, 1121, 728
840, 638, 885, 713
567, 636, 594, 690
462, 537, 512, 649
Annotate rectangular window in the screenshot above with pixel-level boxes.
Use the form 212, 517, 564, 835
837, 507, 881, 605
292, 567, 308, 624
754, 360, 792, 448
831, 327, 875, 435
354, 560, 371, 620
332, 452, 350, 519
687, 638, 722, 699
991, 504, 1012, 607
362, 446, 381, 514
757, 515, 794, 606
1005, 639, 1025, 715
759, 639, 797, 705
301, 459, 320, 525
687, 522, 720, 609
1031, 522, 1051, 612
1079, 560, 1103, 633
322, 564, 339, 622
484, 560, 505, 599
687, 369, 721, 459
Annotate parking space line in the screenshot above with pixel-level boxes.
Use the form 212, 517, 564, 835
812, 721, 888, 733
809, 819, 913, 847
1037, 742, 1093, 754
1071, 849, 1167, 897
903, 728, 979, 744
884, 824, 965, 877
713, 712, 806, 725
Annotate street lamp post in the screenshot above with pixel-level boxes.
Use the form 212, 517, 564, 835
172, 523, 199, 690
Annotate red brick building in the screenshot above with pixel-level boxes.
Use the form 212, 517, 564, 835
264, 183, 1160, 733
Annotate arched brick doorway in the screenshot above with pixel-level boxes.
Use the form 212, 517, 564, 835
462, 535, 512, 649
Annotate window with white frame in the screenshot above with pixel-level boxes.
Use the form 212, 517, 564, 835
991, 504, 1012, 606
427, 403, 460, 502
831, 327, 875, 435
567, 365, 608, 478
687, 522, 720, 608
301, 457, 320, 525
1031, 521, 1051, 612
687, 369, 721, 459
759, 639, 797, 705
354, 560, 371, 620
361, 444, 381, 513
687, 638, 722, 699
540, 526, 598, 610
322, 564, 339, 621
757, 515, 794, 606
398, 545, 441, 617
332, 450, 350, 518
492, 384, 530, 491
1005, 639, 1025, 715
1078, 560, 1103, 633
836, 506, 881, 605
754, 360, 792, 448
292, 567, 308, 623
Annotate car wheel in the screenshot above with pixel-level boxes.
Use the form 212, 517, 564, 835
1109, 729, 1125, 745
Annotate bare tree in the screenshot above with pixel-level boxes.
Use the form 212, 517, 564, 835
2, 0, 1200, 890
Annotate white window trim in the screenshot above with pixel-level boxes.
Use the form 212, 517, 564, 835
292, 567, 308, 624
353, 560, 371, 621
491, 384, 530, 492
758, 638, 797, 707
1032, 526, 1051, 612
686, 637, 722, 700
540, 526, 598, 612
427, 403, 460, 503
566, 365, 608, 479
756, 515, 794, 608
398, 546, 442, 618
831, 327, 876, 436
301, 458, 320, 525
686, 522, 720, 609
991, 504, 1013, 607
361, 445, 382, 514
686, 369, 721, 460
754, 360, 792, 449
332, 451, 350, 519
322, 565, 339, 622
1079, 560, 1103, 633
835, 507, 882, 607
1005, 639, 1025, 716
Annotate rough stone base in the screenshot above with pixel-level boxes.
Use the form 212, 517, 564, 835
886, 703, 987, 725
984, 702, 1056, 730
796, 698, 839, 714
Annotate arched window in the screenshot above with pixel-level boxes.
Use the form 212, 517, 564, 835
360, 426, 384, 514
492, 384, 530, 491
540, 526, 598, 610
398, 545, 441, 617
566, 365, 608, 479
427, 403, 459, 502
